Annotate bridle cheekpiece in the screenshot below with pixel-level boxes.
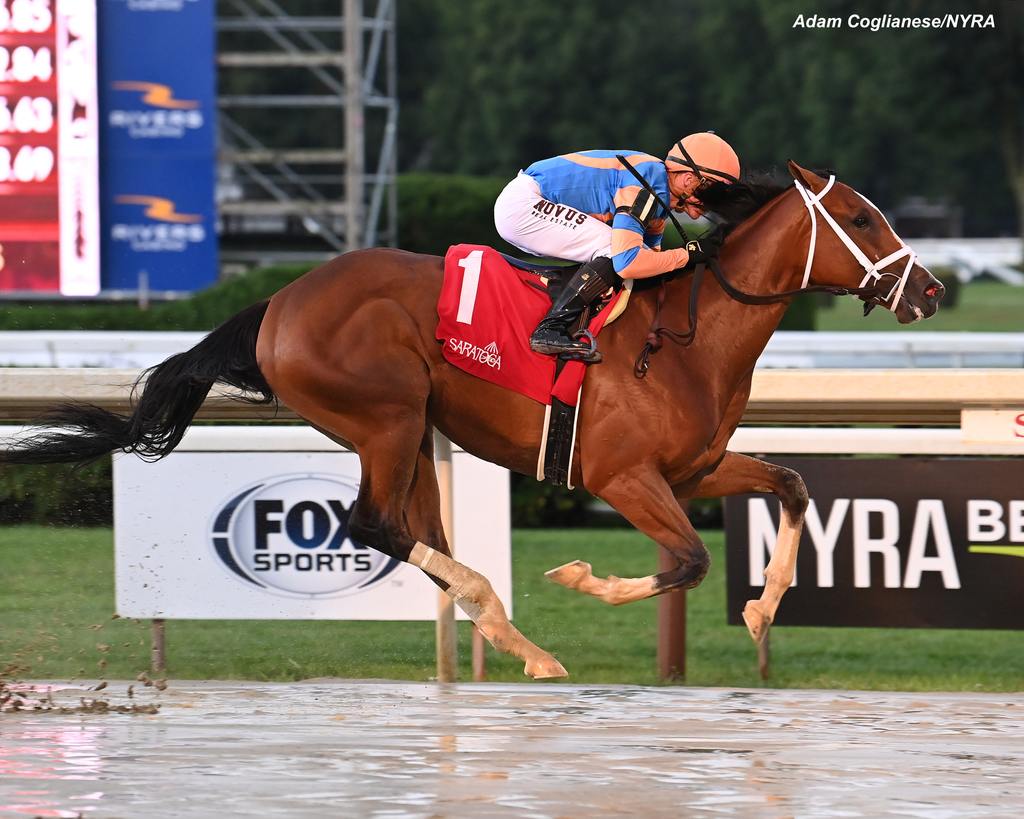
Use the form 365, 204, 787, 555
793, 175, 918, 313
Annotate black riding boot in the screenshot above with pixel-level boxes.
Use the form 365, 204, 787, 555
530, 257, 620, 363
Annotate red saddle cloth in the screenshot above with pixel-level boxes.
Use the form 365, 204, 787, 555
436, 244, 623, 406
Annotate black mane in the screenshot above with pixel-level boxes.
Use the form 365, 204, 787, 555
695, 169, 833, 232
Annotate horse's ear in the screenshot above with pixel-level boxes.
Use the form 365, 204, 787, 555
787, 161, 828, 193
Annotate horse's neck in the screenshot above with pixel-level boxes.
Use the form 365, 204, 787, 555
661, 192, 808, 384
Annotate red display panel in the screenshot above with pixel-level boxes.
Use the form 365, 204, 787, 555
0, 0, 98, 295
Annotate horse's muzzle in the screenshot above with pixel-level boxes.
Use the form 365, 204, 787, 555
894, 266, 944, 323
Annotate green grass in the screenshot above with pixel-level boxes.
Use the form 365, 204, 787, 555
2, 526, 1022, 690
817, 280, 1024, 332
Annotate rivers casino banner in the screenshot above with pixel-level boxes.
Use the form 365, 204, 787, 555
0, 0, 101, 295
98, 0, 217, 292
725, 458, 1024, 630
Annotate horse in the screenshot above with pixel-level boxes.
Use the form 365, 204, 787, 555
3, 163, 943, 679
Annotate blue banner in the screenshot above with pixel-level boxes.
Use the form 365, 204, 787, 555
98, 0, 217, 292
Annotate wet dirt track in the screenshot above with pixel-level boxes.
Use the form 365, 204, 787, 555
2, 680, 1023, 818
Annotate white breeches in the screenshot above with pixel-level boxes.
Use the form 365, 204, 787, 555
494, 173, 613, 263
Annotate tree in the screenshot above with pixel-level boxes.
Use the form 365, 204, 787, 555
391, 0, 1019, 241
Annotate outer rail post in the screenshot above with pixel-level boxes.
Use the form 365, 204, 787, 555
472, 625, 487, 681
758, 632, 771, 680
657, 499, 687, 682
656, 547, 687, 681
434, 431, 458, 682
151, 619, 166, 676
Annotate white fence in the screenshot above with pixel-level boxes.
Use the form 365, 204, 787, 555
2, 330, 1024, 369
3, 367, 1023, 425
909, 237, 1023, 285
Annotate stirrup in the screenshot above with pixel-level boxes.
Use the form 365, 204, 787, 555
557, 330, 602, 363
557, 331, 602, 362
529, 330, 602, 363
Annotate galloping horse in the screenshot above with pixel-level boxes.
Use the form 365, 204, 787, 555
4, 163, 943, 678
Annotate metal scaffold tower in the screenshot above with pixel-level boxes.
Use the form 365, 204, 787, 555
217, 0, 397, 264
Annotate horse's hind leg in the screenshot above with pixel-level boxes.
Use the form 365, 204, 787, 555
315, 409, 566, 679
683, 451, 808, 645
403, 432, 567, 679
403, 431, 449, 560
546, 464, 711, 605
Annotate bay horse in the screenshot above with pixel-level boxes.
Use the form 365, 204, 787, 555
4, 163, 943, 679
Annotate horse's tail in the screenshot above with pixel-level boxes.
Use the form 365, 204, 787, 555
1, 300, 274, 466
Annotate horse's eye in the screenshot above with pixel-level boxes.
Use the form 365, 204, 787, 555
853, 215, 869, 229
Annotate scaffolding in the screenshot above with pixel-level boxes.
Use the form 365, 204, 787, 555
216, 0, 397, 265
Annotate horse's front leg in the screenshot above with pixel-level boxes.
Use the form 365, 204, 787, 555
546, 464, 710, 604
680, 451, 809, 644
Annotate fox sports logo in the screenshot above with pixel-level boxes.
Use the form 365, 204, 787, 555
210, 474, 400, 598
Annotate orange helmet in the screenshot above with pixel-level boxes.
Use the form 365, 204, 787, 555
666, 132, 740, 184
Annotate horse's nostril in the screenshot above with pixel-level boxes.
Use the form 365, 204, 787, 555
924, 283, 943, 300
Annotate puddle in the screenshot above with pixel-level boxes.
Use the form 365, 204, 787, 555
1, 681, 1022, 817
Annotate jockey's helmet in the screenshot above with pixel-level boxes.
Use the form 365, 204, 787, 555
666, 132, 740, 185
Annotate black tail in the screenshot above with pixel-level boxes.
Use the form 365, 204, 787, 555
2, 301, 274, 465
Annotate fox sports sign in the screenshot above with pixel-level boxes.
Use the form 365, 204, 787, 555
210, 473, 401, 598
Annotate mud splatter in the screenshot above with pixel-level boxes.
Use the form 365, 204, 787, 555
0, 679, 160, 715
1, 612, 163, 716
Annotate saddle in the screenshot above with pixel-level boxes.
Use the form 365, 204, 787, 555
437, 245, 631, 487
498, 253, 579, 278
499, 254, 579, 305
499, 253, 630, 334
500, 254, 625, 485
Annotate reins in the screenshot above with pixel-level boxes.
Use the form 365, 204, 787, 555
632, 257, 873, 377
615, 155, 906, 378
634, 262, 705, 377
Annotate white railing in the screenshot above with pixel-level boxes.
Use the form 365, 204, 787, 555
0, 367, 1021, 426
1, 330, 1023, 369
2, 424, 1015, 458
759, 332, 1024, 368
908, 237, 1023, 285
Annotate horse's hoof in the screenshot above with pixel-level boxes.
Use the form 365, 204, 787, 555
545, 560, 593, 589
525, 654, 568, 680
742, 600, 771, 645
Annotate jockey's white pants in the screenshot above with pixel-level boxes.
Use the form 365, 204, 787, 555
494, 173, 613, 263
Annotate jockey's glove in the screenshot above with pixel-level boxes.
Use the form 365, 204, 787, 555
684, 227, 724, 267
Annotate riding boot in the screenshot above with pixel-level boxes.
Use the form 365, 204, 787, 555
530, 257, 620, 363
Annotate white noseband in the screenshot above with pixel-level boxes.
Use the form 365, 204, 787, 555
794, 176, 918, 313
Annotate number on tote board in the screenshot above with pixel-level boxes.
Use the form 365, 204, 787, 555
0, 0, 53, 34
0, 46, 53, 82
0, 96, 54, 133
0, 145, 54, 182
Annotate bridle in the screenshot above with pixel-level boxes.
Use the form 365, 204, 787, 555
615, 154, 926, 376
794, 175, 918, 314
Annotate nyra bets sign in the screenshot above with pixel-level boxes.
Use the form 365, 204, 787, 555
725, 458, 1024, 629
113, 449, 511, 620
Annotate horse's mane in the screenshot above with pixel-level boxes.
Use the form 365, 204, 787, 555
695, 168, 834, 234
625, 168, 833, 293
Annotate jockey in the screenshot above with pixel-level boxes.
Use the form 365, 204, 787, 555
494, 132, 741, 362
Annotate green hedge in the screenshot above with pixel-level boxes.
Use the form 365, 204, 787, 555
398, 173, 510, 256
779, 293, 817, 330
932, 265, 962, 309
0, 460, 111, 526
0, 263, 312, 331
